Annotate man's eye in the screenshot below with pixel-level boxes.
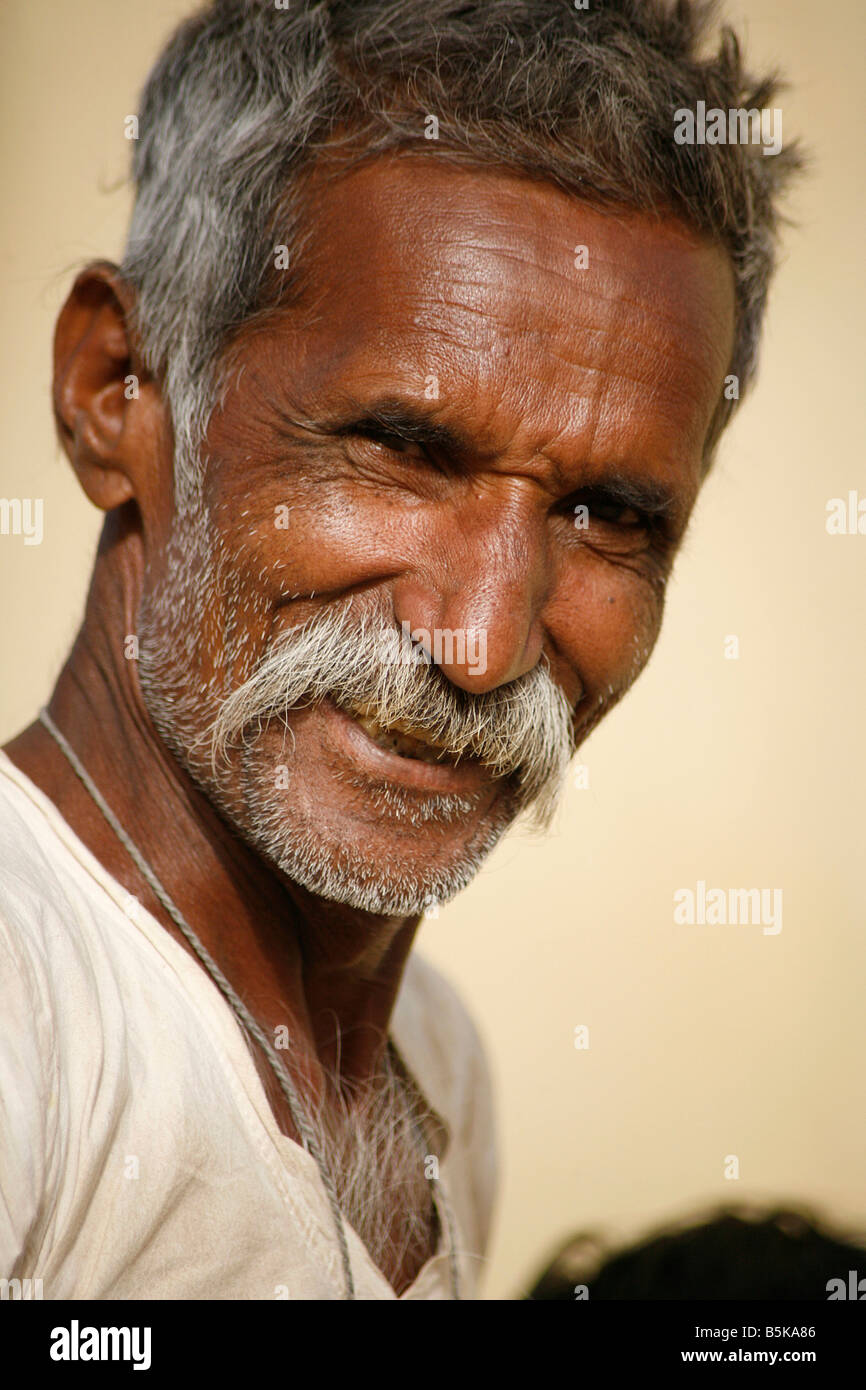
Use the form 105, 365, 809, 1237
355, 429, 424, 459
572, 492, 646, 528
593, 499, 643, 527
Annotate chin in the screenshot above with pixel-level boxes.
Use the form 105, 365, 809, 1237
235, 767, 520, 917
271, 838, 497, 916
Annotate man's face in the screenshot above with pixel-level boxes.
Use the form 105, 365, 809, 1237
137, 156, 735, 915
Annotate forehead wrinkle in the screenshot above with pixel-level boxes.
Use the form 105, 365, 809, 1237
464, 359, 712, 480
405, 251, 730, 382
302, 156, 733, 330
399, 294, 713, 402
308, 182, 726, 323
413, 210, 729, 325
536, 331, 726, 410
386, 301, 721, 447
292, 165, 734, 352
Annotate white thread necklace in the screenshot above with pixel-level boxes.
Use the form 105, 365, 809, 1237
38, 707, 461, 1301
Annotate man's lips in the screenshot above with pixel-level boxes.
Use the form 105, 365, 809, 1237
349, 703, 456, 764
323, 698, 496, 795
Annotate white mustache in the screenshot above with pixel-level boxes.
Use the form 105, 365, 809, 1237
209, 599, 577, 826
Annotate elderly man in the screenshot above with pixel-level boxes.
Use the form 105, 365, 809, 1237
0, 0, 797, 1300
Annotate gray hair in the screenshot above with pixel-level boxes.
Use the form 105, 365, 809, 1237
120, 0, 803, 509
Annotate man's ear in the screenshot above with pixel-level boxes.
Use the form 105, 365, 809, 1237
53, 261, 167, 512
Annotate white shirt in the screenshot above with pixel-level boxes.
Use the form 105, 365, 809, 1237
0, 750, 497, 1300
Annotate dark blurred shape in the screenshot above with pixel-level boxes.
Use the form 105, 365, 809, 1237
524, 1204, 866, 1300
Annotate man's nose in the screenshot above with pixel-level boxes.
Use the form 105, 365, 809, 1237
392, 503, 552, 694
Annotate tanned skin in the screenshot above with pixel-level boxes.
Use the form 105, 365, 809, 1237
5, 156, 735, 1292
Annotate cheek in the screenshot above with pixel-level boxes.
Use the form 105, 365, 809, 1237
212, 474, 418, 603
198, 487, 405, 707
550, 559, 665, 732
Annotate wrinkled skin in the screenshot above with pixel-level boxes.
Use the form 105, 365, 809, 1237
5, 155, 734, 1290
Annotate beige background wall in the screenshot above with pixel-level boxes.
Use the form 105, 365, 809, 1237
1, 1, 863, 1299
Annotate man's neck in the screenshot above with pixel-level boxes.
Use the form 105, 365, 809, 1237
4, 569, 420, 1097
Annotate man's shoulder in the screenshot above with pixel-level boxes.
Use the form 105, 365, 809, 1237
0, 751, 120, 1002
0, 752, 76, 947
